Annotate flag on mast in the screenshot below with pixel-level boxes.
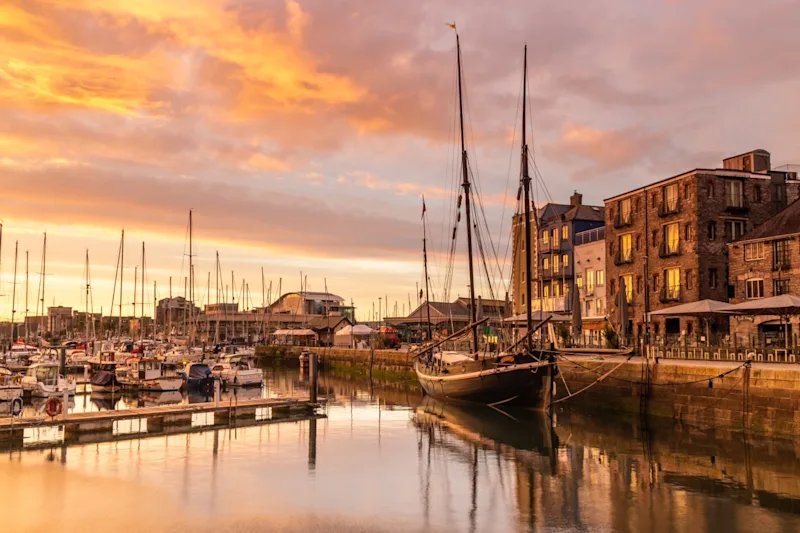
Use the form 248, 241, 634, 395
421, 195, 427, 219
446, 22, 456, 30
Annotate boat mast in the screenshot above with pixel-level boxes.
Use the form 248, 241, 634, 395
188, 209, 194, 346
141, 242, 145, 341
119, 229, 124, 336
520, 45, 534, 353
215, 251, 220, 344
133, 265, 137, 331
24, 250, 28, 341
85, 250, 90, 341
40, 232, 46, 337
11, 241, 18, 340
422, 197, 433, 342
455, 32, 479, 353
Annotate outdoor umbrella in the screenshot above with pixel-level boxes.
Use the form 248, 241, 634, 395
572, 285, 582, 343
648, 299, 731, 346
723, 294, 800, 348
617, 277, 628, 345
722, 294, 800, 315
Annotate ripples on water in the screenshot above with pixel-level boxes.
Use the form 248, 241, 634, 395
2, 367, 800, 533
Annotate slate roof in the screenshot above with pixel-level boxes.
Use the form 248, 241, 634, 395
736, 198, 800, 243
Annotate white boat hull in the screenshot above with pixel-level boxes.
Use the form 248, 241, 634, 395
0, 386, 23, 402
219, 370, 262, 387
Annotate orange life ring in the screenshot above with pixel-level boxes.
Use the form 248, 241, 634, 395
45, 397, 63, 418
11, 374, 23, 385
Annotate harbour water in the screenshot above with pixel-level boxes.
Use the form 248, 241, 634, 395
2, 367, 800, 533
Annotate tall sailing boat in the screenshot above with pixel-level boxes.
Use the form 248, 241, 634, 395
414, 37, 552, 407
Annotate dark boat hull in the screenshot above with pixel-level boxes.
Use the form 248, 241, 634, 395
415, 359, 551, 408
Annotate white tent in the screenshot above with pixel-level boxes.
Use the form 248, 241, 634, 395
335, 324, 375, 336
334, 324, 374, 348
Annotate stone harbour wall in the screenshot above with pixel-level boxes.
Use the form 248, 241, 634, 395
256, 345, 800, 437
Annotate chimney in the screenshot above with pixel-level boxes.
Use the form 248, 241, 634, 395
570, 191, 583, 207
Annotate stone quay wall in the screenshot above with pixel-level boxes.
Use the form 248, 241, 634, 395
557, 356, 800, 438
256, 345, 800, 437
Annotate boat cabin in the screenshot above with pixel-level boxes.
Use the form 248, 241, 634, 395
26, 364, 60, 386
127, 359, 165, 381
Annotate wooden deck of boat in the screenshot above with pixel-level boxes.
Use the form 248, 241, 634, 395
0, 396, 322, 430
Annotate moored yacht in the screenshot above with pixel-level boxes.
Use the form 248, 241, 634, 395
211, 356, 262, 387
116, 358, 183, 392
20, 363, 77, 397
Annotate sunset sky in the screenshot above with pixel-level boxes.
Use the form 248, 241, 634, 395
1, 0, 799, 322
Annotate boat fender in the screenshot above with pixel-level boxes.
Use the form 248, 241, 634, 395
11, 397, 23, 417
45, 397, 63, 418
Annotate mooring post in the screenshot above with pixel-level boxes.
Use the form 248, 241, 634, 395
309, 352, 318, 404
63, 388, 68, 421
60, 347, 66, 378
214, 379, 220, 407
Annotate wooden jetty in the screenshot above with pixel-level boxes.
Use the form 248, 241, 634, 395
0, 396, 323, 451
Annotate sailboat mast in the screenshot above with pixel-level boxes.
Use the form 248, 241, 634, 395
422, 198, 433, 342
24, 250, 28, 340
85, 250, 90, 341
521, 44, 534, 352
40, 232, 46, 337
119, 229, 124, 335
188, 209, 194, 345
11, 241, 18, 340
456, 34, 479, 353
141, 242, 145, 340
215, 251, 220, 344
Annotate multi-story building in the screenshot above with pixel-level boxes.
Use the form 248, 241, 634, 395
728, 198, 800, 343
605, 149, 800, 341
573, 227, 607, 340
47, 306, 73, 335
511, 191, 604, 315
266, 292, 354, 319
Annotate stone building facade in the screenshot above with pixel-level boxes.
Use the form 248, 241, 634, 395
728, 198, 800, 343
605, 150, 800, 342
511, 192, 604, 315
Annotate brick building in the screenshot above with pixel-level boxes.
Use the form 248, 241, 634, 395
605, 150, 800, 341
728, 198, 800, 343
511, 191, 604, 315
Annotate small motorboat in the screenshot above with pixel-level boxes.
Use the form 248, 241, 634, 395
20, 363, 77, 397
211, 356, 262, 387
182, 362, 215, 392
116, 358, 183, 392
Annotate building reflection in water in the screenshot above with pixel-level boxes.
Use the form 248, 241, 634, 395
3, 369, 800, 533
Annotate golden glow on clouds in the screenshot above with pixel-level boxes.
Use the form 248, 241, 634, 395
1, 0, 365, 118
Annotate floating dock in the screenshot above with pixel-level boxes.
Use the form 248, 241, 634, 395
0, 396, 323, 451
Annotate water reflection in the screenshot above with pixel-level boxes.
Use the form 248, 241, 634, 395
2, 367, 800, 533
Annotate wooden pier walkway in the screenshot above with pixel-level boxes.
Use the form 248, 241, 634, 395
0, 396, 324, 450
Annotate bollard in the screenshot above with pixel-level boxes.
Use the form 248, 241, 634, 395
214, 379, 220, 407
63, 388, 68, 421
309, 352, 318, 404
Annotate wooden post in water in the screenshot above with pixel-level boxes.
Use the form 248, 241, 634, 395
309, 352, 318, 403
308, 417, 317, 471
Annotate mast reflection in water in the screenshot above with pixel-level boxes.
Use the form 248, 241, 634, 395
2, 367, 800, 533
